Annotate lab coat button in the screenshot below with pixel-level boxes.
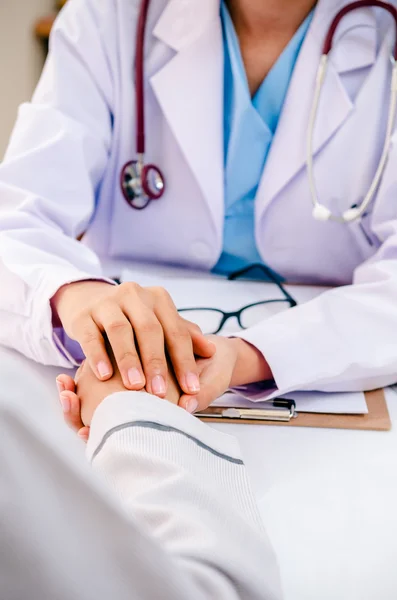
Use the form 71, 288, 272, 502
191, 241, 211, 260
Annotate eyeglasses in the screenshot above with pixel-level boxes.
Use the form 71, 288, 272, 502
178, 263, 297, 335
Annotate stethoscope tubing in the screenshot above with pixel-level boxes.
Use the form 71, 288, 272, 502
135, 0, 150, 156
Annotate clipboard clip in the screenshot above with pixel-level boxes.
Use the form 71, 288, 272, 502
196, 398, 297, 422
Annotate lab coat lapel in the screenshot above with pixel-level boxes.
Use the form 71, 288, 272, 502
256, 0, 377, 218
150, 0, 224, 230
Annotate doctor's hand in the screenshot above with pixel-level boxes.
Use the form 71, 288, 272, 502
178, 336, 273, 413
52, 280, 215, 399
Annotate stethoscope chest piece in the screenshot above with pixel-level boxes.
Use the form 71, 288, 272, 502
121, 159, 165, 210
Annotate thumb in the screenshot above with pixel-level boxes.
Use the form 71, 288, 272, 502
179, 375, 220, 413
178, 394, 199, 414
187, 326, 216, 359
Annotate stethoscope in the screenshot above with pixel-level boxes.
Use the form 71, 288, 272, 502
120, 0, 165, 210
121, 0, 397, 223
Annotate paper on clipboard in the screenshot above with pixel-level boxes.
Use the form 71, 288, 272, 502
214, 390, 368, 415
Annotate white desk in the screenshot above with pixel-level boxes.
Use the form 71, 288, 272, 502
1, 344, 397, 600
214, 393, 397, 600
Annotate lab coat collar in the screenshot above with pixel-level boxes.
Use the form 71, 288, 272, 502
153, 0, 220, 51
150, 0, 224, 232
255, 0, 379, 219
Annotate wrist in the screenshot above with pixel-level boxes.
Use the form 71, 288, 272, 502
230, 338, 272, 387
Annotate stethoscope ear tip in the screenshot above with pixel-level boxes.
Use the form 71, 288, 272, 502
312, 204, 332, 222
342, 207, 361, 223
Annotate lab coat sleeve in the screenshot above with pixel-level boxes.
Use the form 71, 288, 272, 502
236, 153, 397, 393
0, 388, 282, 600
0, 0, 115, 366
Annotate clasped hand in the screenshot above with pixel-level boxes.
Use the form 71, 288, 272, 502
57, 335, 248, 441
53, 280, 271, 438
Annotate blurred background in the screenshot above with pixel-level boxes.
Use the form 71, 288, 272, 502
0, 1, 65, 158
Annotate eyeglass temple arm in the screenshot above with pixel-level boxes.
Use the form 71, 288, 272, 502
228, 263, 297, 306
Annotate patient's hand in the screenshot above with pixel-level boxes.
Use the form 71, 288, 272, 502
76, 360, 125, 426
57, 356, 181, 440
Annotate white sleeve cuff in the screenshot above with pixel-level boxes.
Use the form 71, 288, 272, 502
233, 295, 353, 394
87, 392, 243, 463
233, 303, 325, 395
33, 267, 116, 366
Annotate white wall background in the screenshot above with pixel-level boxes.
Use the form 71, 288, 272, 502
0, 0, 53, 158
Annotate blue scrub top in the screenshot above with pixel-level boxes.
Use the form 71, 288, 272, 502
213, 3, 313, 276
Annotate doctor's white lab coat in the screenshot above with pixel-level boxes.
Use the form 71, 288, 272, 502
0, 0, 397, 395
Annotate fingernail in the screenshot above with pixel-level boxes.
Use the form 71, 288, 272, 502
186, 399, 199, 414
56, 380, 65, 394
185, 372, 200, 393
60, 392, 70, 414
152, 375, 166, 396
128, 368, 144, 387
97, 361, 111, 379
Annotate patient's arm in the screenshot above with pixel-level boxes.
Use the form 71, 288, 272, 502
0, 350, 282, 600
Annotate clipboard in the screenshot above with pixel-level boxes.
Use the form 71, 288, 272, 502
197, 389, 391, 432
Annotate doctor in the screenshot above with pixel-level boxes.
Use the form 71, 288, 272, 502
0, 0, 397, 418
